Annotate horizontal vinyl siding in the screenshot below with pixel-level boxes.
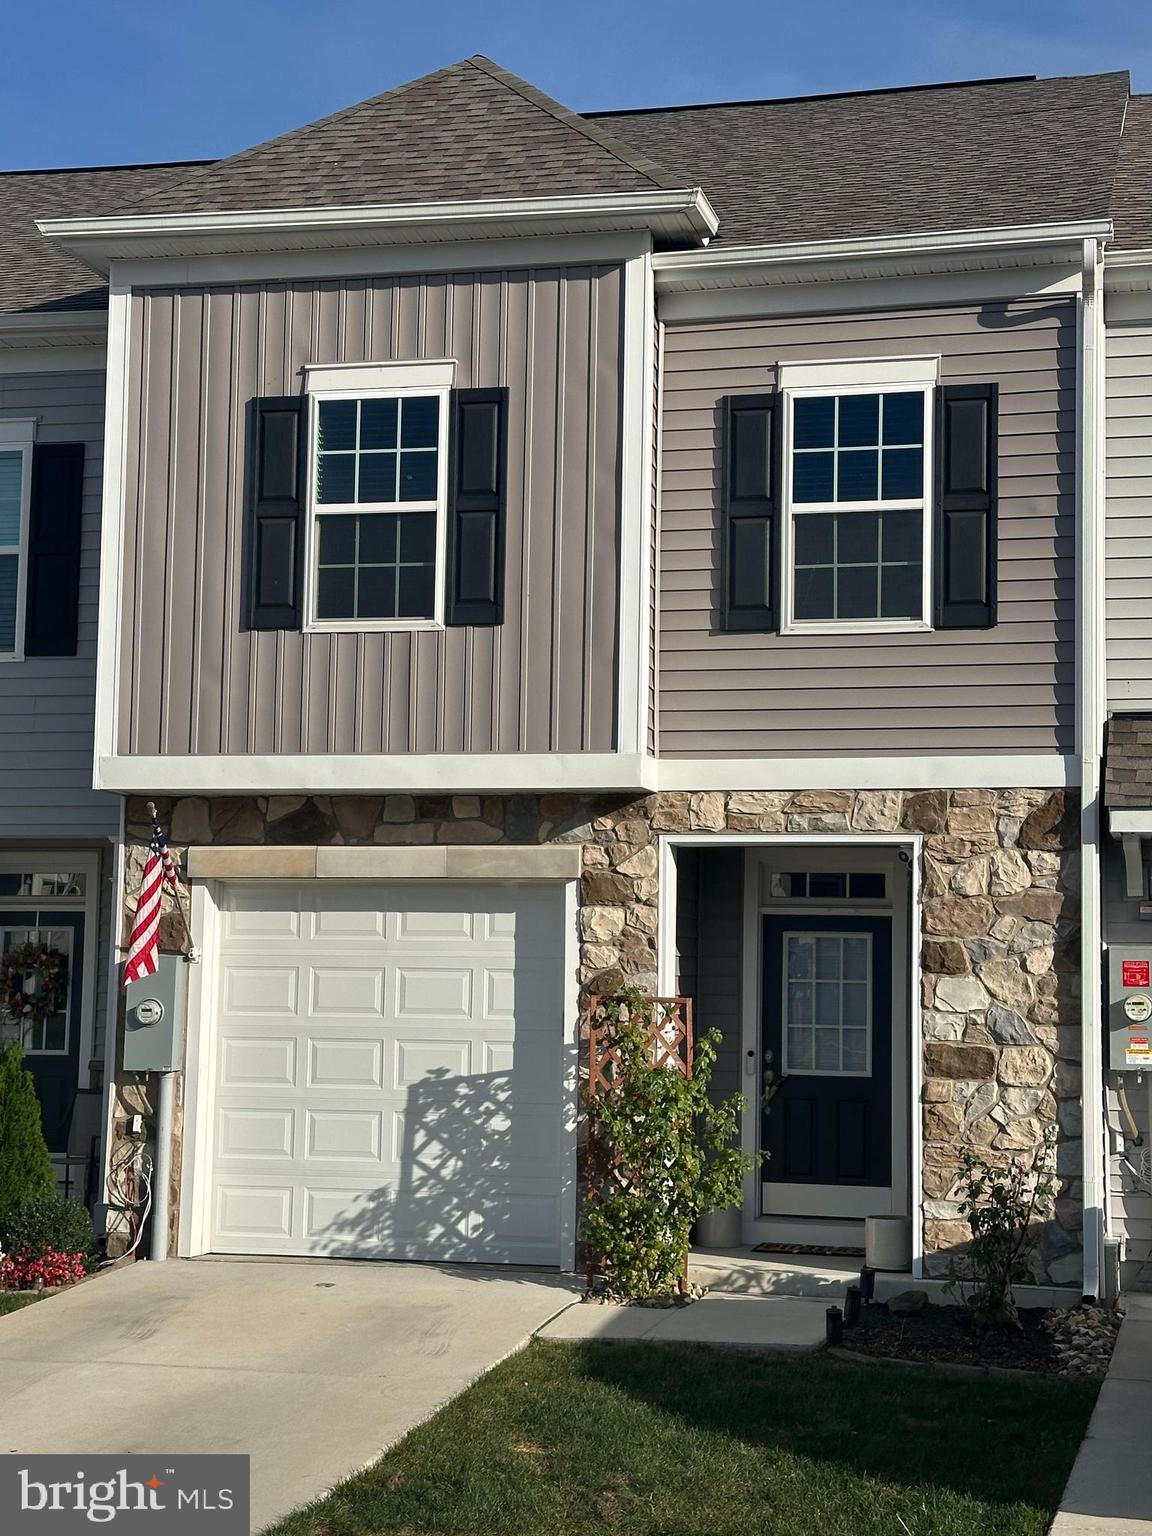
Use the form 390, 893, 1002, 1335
1106, 325, 1152, 710
0, 372, 116, 836
119, 268, 623, 757
658, 300, 1075, 757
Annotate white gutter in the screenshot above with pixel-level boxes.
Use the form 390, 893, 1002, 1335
652, 219, 1114, 277
1077, 235, 1108, 1301
37, 187, 719, 270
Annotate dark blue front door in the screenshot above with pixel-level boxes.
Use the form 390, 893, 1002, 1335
0, 909, 85, 1153
761, 915, 892, 1190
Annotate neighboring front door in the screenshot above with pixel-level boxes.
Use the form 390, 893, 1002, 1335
0, 909, 85, 1152
761, 914, 892, 1220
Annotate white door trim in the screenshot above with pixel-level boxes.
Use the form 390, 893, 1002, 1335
656, 831, 924, 1273
177, 875, 580, 1271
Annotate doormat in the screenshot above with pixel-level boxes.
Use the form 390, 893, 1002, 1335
752, 1243, 866, 1258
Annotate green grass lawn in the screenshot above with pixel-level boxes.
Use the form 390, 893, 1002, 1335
267, 1340, 1096, 1536
0, 1292, 43, 1316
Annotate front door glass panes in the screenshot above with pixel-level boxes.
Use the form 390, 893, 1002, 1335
783, 931, 871, 1075
0, 924, 71, 1053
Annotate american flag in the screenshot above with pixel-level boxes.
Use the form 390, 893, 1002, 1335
123, 819, 180, 985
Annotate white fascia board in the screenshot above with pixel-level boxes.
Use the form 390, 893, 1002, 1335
99, 751, 1076, 796
38, 188, 718, 272
0, 309, 107, 346
657, 755, 1078, 792
1109, 809, 1152, 836
653, 219, 1113, 288
97, 752, 660, 796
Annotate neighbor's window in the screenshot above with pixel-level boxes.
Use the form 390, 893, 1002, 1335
0, 448, 28, 655
787, 388, 930, 629
310, 393, 444, 625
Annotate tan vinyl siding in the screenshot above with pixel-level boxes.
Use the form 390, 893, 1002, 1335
0, 371, 117, 835
1106, 324, 1152, 711
118, 267, 623, 757
658, 299, 1075, 757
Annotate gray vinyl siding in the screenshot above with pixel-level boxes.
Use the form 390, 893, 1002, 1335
1102, 837, 1152, 1274
675, 845, 743, 1104
1106, 323, 1152, 711
117, 267, 623, 758
0, 371, 116, 835
658, 299, 1075, 757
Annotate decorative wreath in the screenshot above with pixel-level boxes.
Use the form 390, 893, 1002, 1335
0, 942, 68, 1023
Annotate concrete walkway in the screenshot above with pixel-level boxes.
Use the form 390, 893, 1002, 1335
0, 1257, 577, 1533
1052, 1294, 1152, 1535
537, 1291, 829, 1349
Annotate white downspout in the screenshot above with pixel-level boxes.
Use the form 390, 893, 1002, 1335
150, 1070, 175, 1262
1077, 236, 1107, 1300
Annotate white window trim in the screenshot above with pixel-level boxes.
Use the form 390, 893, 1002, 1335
780, 379, 934, 637
302, 380, 451, 635
0, 420, 36, 662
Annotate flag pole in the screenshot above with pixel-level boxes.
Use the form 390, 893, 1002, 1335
146, 800, 198, 961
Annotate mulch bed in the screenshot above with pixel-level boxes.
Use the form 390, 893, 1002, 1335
844, 1303, 1069, 1375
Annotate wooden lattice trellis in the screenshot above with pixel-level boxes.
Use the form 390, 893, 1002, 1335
584, 993, 694, 1289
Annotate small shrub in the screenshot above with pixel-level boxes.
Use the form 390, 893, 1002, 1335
0, 1191, 95, 1271
584, 990, 757, 1300
0, 1248, 87, 1291
0, 1043, 55, 1219
954, 1130, 1056, 1327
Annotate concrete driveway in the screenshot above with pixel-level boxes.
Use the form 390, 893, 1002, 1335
0, 1257, 578, 1532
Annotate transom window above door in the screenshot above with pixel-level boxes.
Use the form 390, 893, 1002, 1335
309, 390, 447, 628
787, 387, 931, 631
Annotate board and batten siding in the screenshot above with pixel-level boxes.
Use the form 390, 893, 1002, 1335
658, 299, 1075, 757
1106, 322, 1152, 711
117, 267, 623, 757
0, 370, 117, 835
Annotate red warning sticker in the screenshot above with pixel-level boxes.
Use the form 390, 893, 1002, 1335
1123, 960, 1151, 988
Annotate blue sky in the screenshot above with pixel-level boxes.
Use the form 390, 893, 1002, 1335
5, 0, 1151, 169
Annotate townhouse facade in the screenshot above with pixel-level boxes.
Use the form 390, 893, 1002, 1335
0, 56, 1147, 1291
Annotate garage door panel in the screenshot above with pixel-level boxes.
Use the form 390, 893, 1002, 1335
307, 1035, 385, 1088
209, 881, 566, 1264
220, 1035, 298, 1087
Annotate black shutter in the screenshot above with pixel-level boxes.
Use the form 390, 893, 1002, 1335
25, 442, 85, 657
245, 396, 305, 631
934, 383, 998, 629
721, 394, 779, 632
445, 387, 507, 627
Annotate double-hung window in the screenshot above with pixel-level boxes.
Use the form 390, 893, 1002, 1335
305, 368, 451, 630
781, 361, 935, 633
0, 423, 34, 659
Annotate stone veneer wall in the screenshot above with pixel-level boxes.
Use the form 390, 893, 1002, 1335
116, 786, 1081, 1280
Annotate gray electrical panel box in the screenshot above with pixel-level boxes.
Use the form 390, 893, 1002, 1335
1107, 945, 1152, 1071
123, 954, 188, 1072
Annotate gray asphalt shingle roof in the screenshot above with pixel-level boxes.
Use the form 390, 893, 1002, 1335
1112, 94, 1152, 249
0, 63, 1139, 313
590, 71, 1130, 246
113, 56, 679, 217
1106, 717, 1152, 809
0, 162, 208, 314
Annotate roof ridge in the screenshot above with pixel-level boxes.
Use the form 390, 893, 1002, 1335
463, 55, 676, 189
587, 68, 1130, 119
0, 159, 213, 178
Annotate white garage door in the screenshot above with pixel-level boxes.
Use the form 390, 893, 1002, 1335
207, 881, 568, 1265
